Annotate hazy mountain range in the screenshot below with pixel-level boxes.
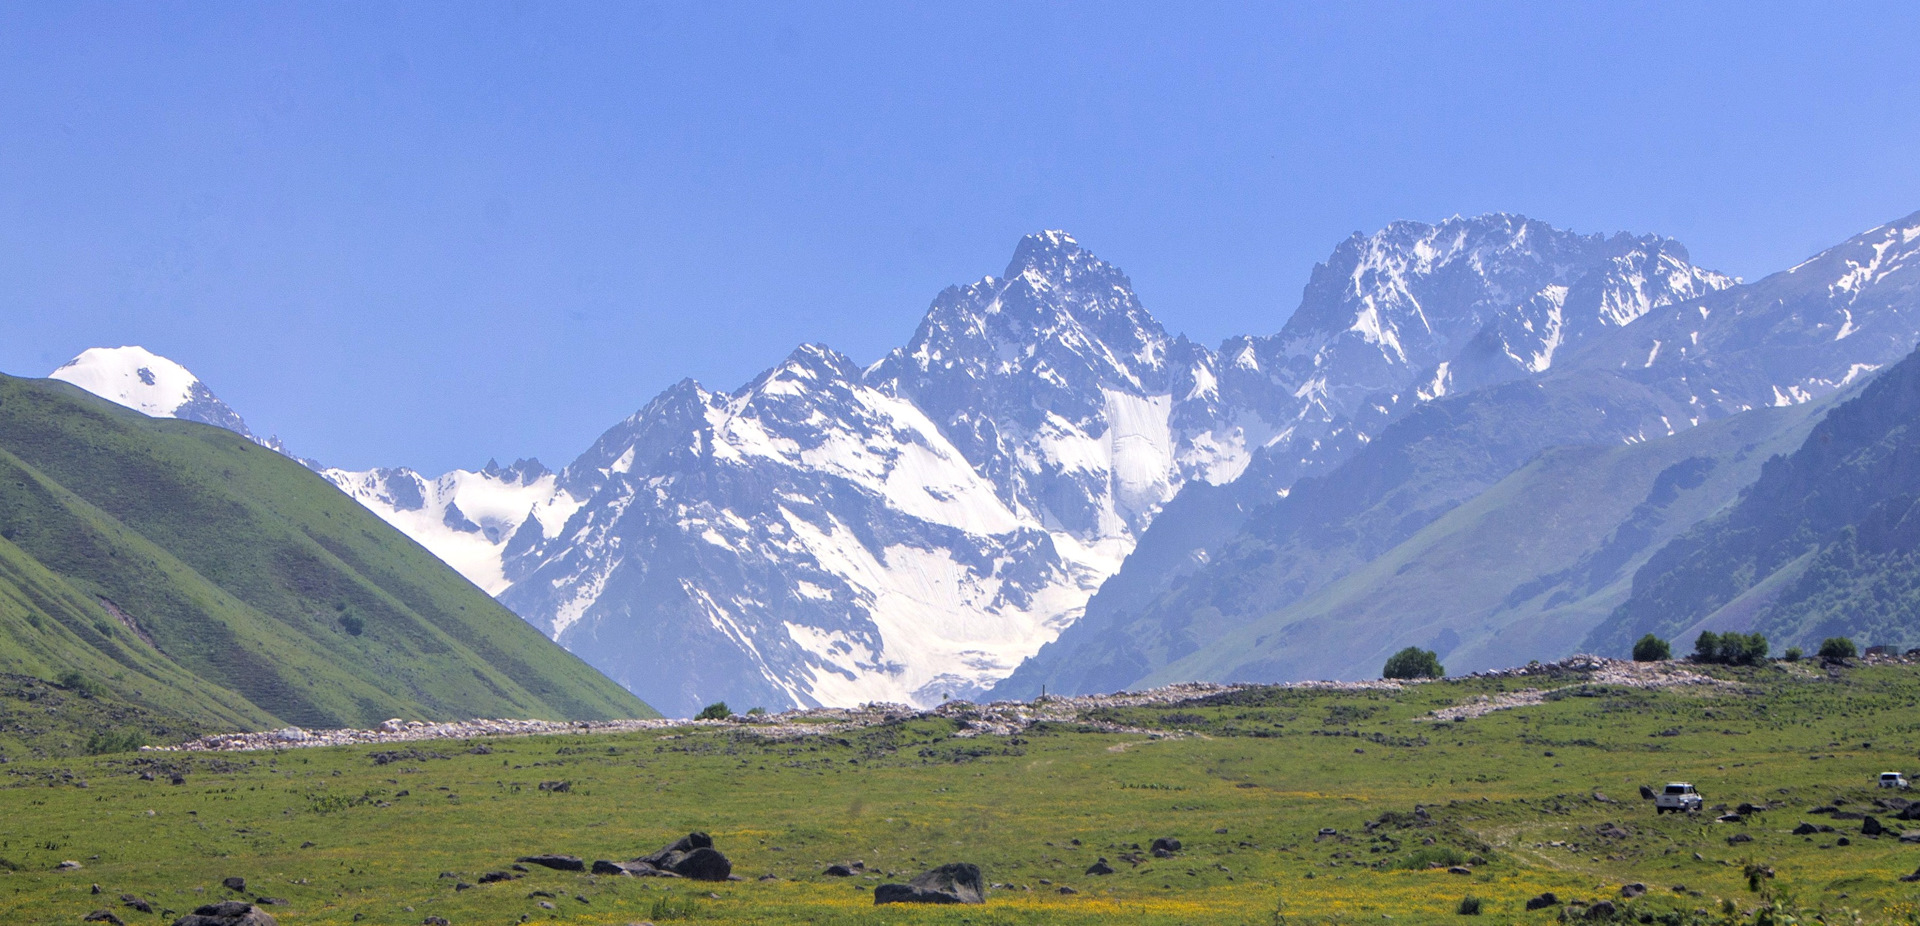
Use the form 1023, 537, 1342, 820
46, 210, 1920, 715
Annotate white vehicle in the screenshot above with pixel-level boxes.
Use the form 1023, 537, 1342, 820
1879, 771, 1909, 789
1655, 782, 1703, 813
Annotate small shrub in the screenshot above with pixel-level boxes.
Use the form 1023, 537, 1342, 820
1783, 646, 1803, 662
56, 671, 100, 698
1457, 895, 1484, 916
1396, 846, 1465, 870
1383, 647, 1444, 680
338, 614, 364, 636
1817, 637, 1857, 660
746, 707, 767, 716
85, 729, 146, 755
695, 701, 731, 721
1632, 633, 1672, 662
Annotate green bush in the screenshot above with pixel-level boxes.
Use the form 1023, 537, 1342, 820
56, 671, 100, 698
1396, 846, 1465, 870
1382, 647, 1444, 680
1632, 633, 1672, 662
694, 701, 731, 721
338, 614, 365, 636
1817, 637, 1857, 659
84, 729, 146, 755
1693, 631, 1768, 666
1456, 895, 1484, 916
1783, 647, 1803, 662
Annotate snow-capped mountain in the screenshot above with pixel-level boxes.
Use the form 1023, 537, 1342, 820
493, 221, 1735, 715
1213, 215, 1737, 492
1000, 209, 1920, 700
499, 233, 1265, 713
320, 459, 581, 595
37, 215, 1765, 718
49, 346, 281, 449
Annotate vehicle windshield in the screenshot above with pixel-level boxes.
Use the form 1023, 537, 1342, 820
1664, 786, 1687, 794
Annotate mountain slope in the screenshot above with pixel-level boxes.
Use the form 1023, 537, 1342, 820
1589, 344, 1920, 656
1002, 210, 1920, 695
0, 373, 655, 733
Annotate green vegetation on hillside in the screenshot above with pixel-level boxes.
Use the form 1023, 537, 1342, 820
0, 374, 652, 757
3, 661, 1920, 924
1594, 345, 1920, 656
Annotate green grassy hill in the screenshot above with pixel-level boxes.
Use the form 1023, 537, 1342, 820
0, 374, 653, 756
2, 659, 1918, 925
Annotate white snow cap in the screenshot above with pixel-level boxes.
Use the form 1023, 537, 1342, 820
49, 346, 203, 418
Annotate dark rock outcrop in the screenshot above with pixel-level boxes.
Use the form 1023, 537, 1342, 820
874, 863, 985, 905
1863, 816, 1885, 836
169, 902, 278, 926
636, 833, 732, 881
1525, 893, 1560, 911
1620, 883, 1646, 898
1085, 859, 1114, 876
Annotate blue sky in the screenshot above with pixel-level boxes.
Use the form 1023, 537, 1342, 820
3, 2, 1918, 472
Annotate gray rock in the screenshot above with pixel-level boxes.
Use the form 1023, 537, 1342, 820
1639, 785, 1656, 800
1525, 893, 1560, 911
84, 911, 125, 926
1085, 859, 1114, 876
1863, 816, 1884, 837
1620, 883, 1646, 898
874, 863, 985, 905
221, 878, 246, 893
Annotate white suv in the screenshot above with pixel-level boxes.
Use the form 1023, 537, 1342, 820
1879, 772, 1909, 789
1655, 782, 1703, 813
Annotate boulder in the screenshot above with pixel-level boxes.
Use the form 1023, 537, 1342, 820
57, 861, 83, 871
1524, 893, 1560, 911
1447, 866, 1472, 875
169, 902, 277, 926
1639, 785, 1656, 800
423, 918, 449, 926
1792, 822, 1819, 835
1595, 823, 1632, 839
1902, 831, 1920, 843
874, 863, 986, 905
1586, 901, 1617, 919
1900, 867, 1920, 883
1901, 805, 1920, 821
475, 872, 520, 884
1150, 837, 1182, 854
514, 855, 584, 872
1726, 833, 1752, 845
1863, 816, 1885, 837
221, 878, 246, 893
1085, 859, 1114, 876
1620, 883, 1647, 899
84, 912, 125, 926
636, 834, 731, 881
824, 865, 857, 877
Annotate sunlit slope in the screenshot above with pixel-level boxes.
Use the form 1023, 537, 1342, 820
0, 374, 654, 737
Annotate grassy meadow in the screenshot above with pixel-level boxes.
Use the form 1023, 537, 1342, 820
4, 661, 1920, 925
